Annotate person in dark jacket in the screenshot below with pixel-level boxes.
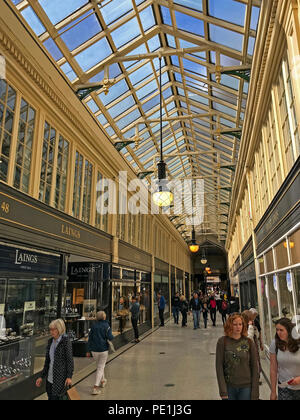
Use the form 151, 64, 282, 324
172, 292, 180, 324
179, 295, 189, 327
87, 311, 114, 395
189, 292, 202, 329
36, 319, 74, 400
130, 296, 140, 343
157, 292, 166, 327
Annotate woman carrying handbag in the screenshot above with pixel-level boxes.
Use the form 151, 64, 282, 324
87, 311, 114, 395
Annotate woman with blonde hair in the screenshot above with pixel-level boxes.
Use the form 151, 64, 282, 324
36, 319, 74, 400
216, 313, 259, 400
87, 311, 114, 395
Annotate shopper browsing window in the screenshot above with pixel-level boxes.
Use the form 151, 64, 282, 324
87, 311, 114, 396
269, 318, 300, 400
130, 296, 140, 343
36, 319, 74, 400
216, 313, 259, 400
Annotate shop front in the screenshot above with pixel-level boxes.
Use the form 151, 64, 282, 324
0, 182, 112, 399
0, 242, 64, 400
255, 156, 300, 351
238, 238, 258, 311
154, 258, 170, 326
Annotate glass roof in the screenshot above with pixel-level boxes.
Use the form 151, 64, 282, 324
11, 0, 261, 245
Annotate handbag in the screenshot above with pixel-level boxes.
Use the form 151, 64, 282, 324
58, 385, 80, 400
106, 327, 115, 353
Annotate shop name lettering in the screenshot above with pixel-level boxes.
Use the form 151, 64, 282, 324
15, 250, 38, 265
71, 265, 101, 275
61, 224, 81, 239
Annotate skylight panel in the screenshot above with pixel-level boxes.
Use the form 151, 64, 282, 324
38, 0, 88, 25
100, 0, 133, 26
139, 6, 156, 32
160, 6, 172, 26
174, 0, 203, 13
60, 13, 102, 51
209, 24, 244, 52
21, 7, 46, 36
175, 11, 205, 37
74, 37, 112, 71
110, 17, 141, 49
208, 0, 246, 27
99, 79, 129, 106
43, 38, 63, 61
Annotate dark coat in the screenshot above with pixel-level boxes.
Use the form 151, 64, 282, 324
41, 335, 74, 396
88, 320, 114, 353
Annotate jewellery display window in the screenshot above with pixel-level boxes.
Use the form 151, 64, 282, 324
0, 277, 59, 389
261, 277, 271, 345
111, 281, 134, 335
63, 280, 110, 341
154, 274, 170, 316
294, 268, 300, 315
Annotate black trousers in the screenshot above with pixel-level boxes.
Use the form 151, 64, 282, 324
210, 308, 217, 326
203, 312, 208, 328
46, 381, 60, 401
159, 309, 164, 326
131, 318, 139, 339
181, 310, 187, 326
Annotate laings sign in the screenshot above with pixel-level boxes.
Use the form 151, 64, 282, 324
15, 249, 38, 265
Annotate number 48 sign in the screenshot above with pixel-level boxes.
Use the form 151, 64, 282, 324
1, 202, 10, 214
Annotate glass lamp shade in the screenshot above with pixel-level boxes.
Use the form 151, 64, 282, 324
189, 244, 199, 253
152, 190, 174, 207
201, 258, 207, 264
205, 266, 211, 272
152, 176, 173, 207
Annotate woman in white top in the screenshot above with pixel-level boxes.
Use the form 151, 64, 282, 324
269, 318, 300, 400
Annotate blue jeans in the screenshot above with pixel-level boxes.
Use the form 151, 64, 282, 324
172, 307, 179, 324
227, 386, 251, 400
192, 310, 200, 329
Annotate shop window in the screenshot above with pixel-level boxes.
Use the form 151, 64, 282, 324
294, 268, 300, 316
267, 275, 279, 340
0, 80, 16, 182
275, 240, 289, 270
290, 229, 300, 265
111, 281, 134, 335
265, 249, 274, 273
261, 277, 271, 345
0, 277, 59, 390
258, 256, 265, 275
278, 271, 294, 319
14, 99, 36, 193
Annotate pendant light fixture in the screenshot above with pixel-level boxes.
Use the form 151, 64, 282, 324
189, 227, 199, 253
152, 56, 173, 207
200, 248, 207, 265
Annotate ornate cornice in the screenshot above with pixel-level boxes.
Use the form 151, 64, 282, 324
0, 28, 78, 126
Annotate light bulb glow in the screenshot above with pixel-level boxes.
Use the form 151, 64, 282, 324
189, 244, 199, 253
152, 190, 173, 207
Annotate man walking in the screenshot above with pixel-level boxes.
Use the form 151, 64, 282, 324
172, 292, 180, 324
130, 296, 140, 343
189, 292, 202, 329
157, 292, 166, 327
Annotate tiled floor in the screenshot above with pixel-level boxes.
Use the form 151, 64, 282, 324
73, 314, 271, 401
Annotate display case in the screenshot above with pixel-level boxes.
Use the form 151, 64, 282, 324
0, 336, 33, 391
65, 262, 110, 343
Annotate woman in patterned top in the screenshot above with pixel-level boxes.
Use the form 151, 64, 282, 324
216, 313, 259, 400
36, 319, 74, 400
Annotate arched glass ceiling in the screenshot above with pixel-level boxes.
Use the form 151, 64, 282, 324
9, 0, 261, 244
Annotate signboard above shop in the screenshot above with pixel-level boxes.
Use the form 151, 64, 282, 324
0, 243, 61, 276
